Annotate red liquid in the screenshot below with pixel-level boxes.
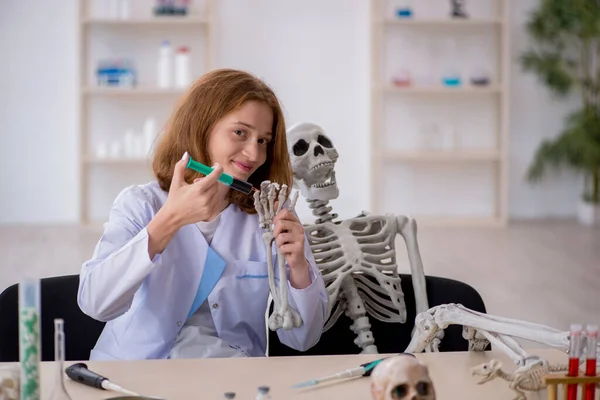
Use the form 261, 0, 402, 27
568, 357, 579, 400
585, 358, 596, 400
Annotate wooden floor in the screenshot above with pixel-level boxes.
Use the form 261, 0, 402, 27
1, 219, 598, 349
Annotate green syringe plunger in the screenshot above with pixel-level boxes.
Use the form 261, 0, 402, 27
186, 156, 255, 195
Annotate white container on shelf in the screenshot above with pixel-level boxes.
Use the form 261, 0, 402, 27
109, 140, 122, 159
123, 129, 135, 158
157, 41, 173, 89
175, 46, 191, 88
109, 0, 130, 19
143, 117, 157, 155
95, 141, 108, 159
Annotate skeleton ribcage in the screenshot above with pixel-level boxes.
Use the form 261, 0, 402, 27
305, 214, 407, 325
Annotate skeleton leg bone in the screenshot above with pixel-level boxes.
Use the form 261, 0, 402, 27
406, 304, 575, 362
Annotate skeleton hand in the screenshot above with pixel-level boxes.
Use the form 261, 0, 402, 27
254, 181, 303, 330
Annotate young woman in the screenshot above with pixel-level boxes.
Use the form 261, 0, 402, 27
77, 69, 328, 360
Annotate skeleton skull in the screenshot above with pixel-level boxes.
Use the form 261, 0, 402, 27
370, 356, 436, 400
286, 122, 339, 201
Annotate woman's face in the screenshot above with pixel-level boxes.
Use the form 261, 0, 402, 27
207, 100, 274, 181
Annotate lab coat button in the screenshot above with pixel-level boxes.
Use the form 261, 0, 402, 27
177, 321, 182, 327
212, 303, 219, 309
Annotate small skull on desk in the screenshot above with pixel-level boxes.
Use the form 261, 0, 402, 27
370, 355, 436, 400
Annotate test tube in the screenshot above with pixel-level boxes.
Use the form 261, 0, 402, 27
585, 325, 598, 400
19, 278, 41, 400
567, 324, 582, 400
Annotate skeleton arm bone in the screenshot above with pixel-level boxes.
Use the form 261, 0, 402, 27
405, 304, 573, 356
396, 216, 429, 315
436, 305, 570, 351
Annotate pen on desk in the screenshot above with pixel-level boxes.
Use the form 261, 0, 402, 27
291, 353, 416, 388
65, 363, 139, 396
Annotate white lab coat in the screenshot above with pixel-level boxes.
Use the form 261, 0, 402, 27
77, 181, 328, 361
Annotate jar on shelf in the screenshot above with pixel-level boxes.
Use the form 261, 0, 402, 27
392, 69, 412, 87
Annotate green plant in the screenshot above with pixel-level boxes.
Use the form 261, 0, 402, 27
520, 0, 600, 204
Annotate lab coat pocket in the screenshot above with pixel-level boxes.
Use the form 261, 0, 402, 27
234, 260, 269, 280
233, 260, 270, 309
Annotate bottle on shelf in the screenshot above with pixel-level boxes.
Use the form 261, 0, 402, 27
439, 123, 457, 151
154, 0, 190, 16
391, 69, 412, 88
157, 40, 173, 89
393, 0, 414, 18
175, 46, 191, 88
143, 117, 157, 156
440, 38, 462, 87
450, 0, 469, 18
470, 67, 491, 86
109, 0, 131, 19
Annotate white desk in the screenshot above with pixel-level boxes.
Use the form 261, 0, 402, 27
31, 349, 568, 399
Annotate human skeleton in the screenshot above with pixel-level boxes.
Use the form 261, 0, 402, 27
282, 122, 429, 353
252, 121, 597, 396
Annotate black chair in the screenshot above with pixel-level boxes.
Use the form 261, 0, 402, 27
0, 275, 105, 362
267, 274, 487, 356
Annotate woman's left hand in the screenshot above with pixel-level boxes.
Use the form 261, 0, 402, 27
273, 209, 309, 272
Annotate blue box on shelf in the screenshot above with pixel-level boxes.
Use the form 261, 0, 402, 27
96, 58, 137, 88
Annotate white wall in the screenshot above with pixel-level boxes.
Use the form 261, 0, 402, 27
0, 0, 79, 224
0, 0, 583, 224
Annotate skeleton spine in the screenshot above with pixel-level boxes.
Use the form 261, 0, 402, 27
307, 199, 338, 224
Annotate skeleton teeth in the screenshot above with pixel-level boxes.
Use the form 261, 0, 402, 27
312, 179, 337, 189
310, 161, 333, 172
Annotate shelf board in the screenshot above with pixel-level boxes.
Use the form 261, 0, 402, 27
383, 85, 502, 94
383, 149, 501, 162
83, 87, 187, 96
409, 215, 506, 227
383, 17, 503, 26
84, 157, 151, 165
83, 17, 207, 26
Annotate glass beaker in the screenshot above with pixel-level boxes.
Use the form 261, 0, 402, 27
46, 319, 73, 400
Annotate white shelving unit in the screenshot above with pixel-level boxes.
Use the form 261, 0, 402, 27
77, 0, 214, 224
370, 0, 510, 226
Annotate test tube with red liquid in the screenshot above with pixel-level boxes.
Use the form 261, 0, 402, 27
585, 324, 598, 400
568, 324, 582, 400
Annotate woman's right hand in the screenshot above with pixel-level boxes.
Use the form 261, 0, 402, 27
147, 152, 223, 259
163, 152, 225, 226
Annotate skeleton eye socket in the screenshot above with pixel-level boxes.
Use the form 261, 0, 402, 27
416, 381, 431, 395
392, 384, 408, 399
293, 139, 309, 156
317, 134, 333, 148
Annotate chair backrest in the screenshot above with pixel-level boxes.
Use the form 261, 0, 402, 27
267, 274, 487, 356
0, 275, 105, 362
